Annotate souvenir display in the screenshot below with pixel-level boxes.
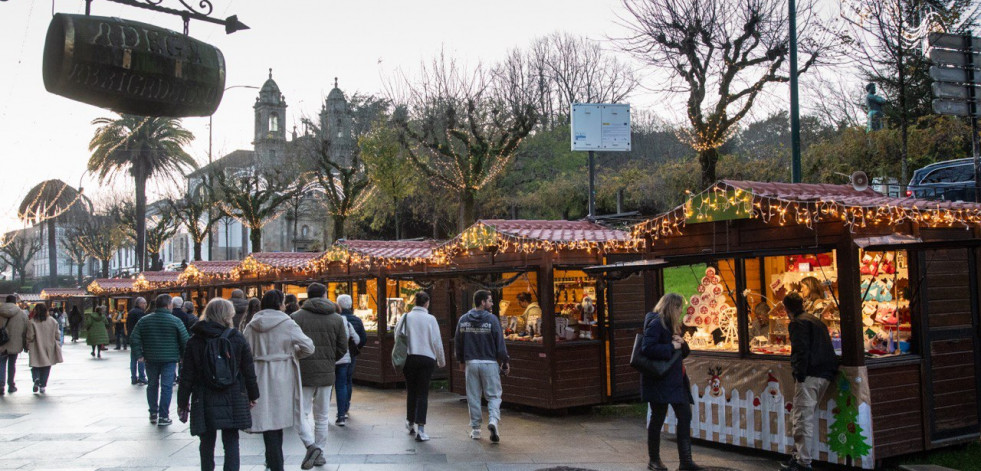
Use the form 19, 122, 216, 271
679, 266, 739, 351
859, 250, 911, 356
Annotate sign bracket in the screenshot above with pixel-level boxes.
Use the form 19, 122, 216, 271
83, 0, 248, 35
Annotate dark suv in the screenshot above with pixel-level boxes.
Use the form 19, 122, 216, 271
907, 158, 979, 201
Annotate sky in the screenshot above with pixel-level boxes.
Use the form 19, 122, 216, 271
0, 0, 853, 234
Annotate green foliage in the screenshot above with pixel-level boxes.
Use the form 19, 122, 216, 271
664, 264, 707, 304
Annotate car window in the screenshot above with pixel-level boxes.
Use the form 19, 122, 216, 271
921, 164, 975, 183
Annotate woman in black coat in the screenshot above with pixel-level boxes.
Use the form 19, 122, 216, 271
642, 293, 702, 471
68, 306, 83, 343
178, 299, 259, 471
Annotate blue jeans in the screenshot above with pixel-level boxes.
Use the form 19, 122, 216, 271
145, 361, 177, 418
130, 351, 146, 382
0, 353, 17, 388
335, 362, 352, 419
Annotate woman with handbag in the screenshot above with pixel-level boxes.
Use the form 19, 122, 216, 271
393, 292, 445, 442
642, 293, 702, 471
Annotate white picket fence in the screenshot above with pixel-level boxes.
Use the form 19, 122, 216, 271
653, 384, 875, 469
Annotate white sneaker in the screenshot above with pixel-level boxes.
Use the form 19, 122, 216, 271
405, 419, 415, 435
488, 423, 499, 443
469, 428, 481, 440
415, 431, 430, 442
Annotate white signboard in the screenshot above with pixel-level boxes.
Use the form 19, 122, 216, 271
571, 103, 632, 151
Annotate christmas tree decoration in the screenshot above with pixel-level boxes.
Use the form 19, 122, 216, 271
829, 372, 872, 460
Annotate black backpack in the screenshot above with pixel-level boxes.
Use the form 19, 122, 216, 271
0, 318, 9, 346
202, 329, 238, 390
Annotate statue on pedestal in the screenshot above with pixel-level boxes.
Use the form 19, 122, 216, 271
866, 83, 886, 132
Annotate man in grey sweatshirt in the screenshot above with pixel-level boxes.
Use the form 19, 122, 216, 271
454, 290, 509, 443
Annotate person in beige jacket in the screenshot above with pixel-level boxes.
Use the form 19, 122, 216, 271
0, 294, 29, 395
242, 289, 314, 471
26, 304, 63, 394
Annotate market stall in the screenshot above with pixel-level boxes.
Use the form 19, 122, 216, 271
87, 277, 136, 315
307, 239, 438, 387
40, 287, 91, 314
587, 180, 981, 468
178, 260, 247, 306
427, 219, 639, 410
233, 252, 321, 299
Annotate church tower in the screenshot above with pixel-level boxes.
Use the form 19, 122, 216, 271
254, 68, 287, 166
319, 78, 354, 167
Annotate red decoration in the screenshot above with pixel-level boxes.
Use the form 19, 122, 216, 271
753, 397, 761, 407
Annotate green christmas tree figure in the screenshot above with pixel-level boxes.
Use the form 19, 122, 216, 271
829, 371, 872, 461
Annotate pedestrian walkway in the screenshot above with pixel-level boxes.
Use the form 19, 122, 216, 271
0, 340, 783, 470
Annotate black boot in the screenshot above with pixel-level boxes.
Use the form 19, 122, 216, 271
677, 435, 704, 471
647, 428, 667, 471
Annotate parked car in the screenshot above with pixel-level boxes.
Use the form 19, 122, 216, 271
907, 158, 980, 201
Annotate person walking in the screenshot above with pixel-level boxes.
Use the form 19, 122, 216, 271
454, 289, 509, 443
0, 295, 28, 395
183, 300, 198, 319
172, 296, 197, 333
242, 289, 314, 471
396, 292, 445, 442
127, 298, 149, 385
68, 306, 83, 343
130, 294, 190, 426
335, 294, 367, 422
240, 298, 261, 331
229, 289, 249, 331
284, 294, 300, 315
51, 307, 66, 346
25, 304, 63, 394
289, 283, 346, 469
332, 311, 359, 428
85, 306, 111, 358
177, 299, 260, 471
112, 307, 127, 350
781, 292, 838, 471
641, 293, 702, 471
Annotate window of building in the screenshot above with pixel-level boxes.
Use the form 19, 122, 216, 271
666, 260, 739, 352
301, 225, 310, 238
269, 112, 280, 132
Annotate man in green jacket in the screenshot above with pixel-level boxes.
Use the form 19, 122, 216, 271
130, 294, 189, 426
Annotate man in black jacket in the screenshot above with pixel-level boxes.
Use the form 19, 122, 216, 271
335, 294, 367, 421
782, 292, 838, 471
127, 297, 148, 385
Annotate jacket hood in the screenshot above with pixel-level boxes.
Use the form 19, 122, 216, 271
299, 297, 334, 316
0, 303, 22, 319
247, 309, 293, 333
192, 319, 230, 338
464, 308, 494, 322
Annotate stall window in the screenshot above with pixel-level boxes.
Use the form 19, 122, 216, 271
666, 260, 739, 352
743, 252, 840, 356
386, 279, 425, 331
553, 269, 599, 341
860, 249, 912, 357
480, 271, 539, 343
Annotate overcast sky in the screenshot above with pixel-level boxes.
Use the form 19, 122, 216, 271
0, 0, 849, 234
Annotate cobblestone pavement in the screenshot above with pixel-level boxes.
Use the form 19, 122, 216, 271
0, 340, 783, 471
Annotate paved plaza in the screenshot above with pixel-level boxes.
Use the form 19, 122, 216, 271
0, 340, 784, 471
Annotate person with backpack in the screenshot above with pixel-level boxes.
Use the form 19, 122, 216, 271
335, 294, 367, 422
130, 294, 190, 426
243, 289, 314, 471
177, 298, 259, 471
290, 283, 347, 469
0, 294, 28, 395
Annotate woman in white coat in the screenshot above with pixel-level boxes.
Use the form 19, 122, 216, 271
242, 290, 314, 471
25, 304, 63, 394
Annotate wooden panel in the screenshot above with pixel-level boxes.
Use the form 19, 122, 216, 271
868, 363, 926, 459
609, 271, 647, 400
552, 343, 604, 407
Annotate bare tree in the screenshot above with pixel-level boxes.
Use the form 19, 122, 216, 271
145, 206, 179, 270
391, 52, 538, 231
73, 211, 126, 278
211, 168, 300, 253
166, 184, 221, 261
0, 231, 41, 285
60, 230, 89, 285
618, 0, 838, 186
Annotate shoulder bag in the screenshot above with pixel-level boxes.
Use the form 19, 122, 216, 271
391, 313, 410, 371
0, 317, 9, 346
629, 313, 682, 378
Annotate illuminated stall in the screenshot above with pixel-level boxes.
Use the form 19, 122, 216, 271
233, 252, 322, 299
307, 240, 438, 387
178, 260, 246, 306
87, 277, 136, 315
40, 287, 91, 314
587, 181, 981, 468
426, 219, 640, 410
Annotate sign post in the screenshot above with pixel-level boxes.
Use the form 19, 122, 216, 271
571, 103, 631, 219
928, 31, 981, 201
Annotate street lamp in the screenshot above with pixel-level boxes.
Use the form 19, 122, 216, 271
789, 0, 802, 183
207, 85, 259, 260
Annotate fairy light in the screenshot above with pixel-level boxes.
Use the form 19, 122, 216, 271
18, 180, 86, 226
308, 240, 438, 273
633, 181, 981, 240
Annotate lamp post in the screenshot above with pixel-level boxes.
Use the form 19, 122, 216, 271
207, 85, 259, 260
789, 0, 802, 183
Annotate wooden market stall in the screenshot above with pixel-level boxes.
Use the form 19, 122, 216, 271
178, 260, 245, 306
234, 251, 322, 296
40, 287, 91, 314
87, 278, 136, 314
425, 219, 639, 411
586, 180, 981, 468
307, 239, 439, 387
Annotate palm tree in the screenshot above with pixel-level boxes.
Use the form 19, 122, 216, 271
88, 114, 195, 271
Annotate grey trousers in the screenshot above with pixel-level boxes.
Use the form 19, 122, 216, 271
792, 376, 830, 465
465, 362, 502, 429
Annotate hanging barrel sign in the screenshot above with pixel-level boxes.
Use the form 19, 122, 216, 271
42, 14, 226, 117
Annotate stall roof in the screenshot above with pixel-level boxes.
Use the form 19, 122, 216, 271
139, 271, 182, 283
234, 252, 321, 278
0, 293, 42, 302
312, 239, 439, 271
88, 278, 135, 295
178, 260, 241, 285
633, 180, 981, 240
40, 288, 88, 299
434, 219, 639, 260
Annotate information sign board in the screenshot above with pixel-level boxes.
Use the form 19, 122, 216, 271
571, 103, 631, 151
